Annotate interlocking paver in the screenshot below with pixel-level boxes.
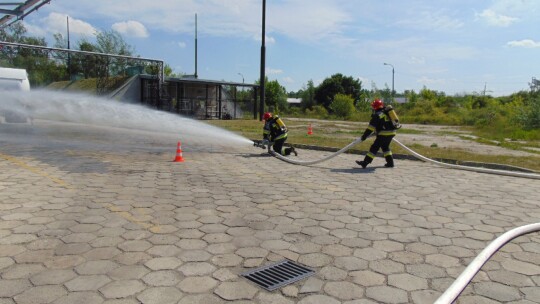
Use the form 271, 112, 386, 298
65, 275, 111, 291
30, 269, 77, 285
142, 270, 182, 286
137, 287, 183, 304
0, 279, 31, 298
2, 128, 540, 303
108, 265, 150, 280
99, 280, 146, 298
13, 285, 67, 304
52, 292, 104, 304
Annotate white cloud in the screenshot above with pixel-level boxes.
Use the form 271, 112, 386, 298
476, 9, 518, 27
268, 0, 352, 43
47, 0, 351, 44
408, 56, 426, 65
36, 12, 97, 36
507, 39, 540, 48
253, 35, 276, 45
488, 0, 540, 17
396, 10, 464, 31
23, 22, 47, 37
417, 76, 445, 85
282, 76, 294, 84
112, 20, 149, 38
357, 77, 371, 85
178, 41, 187, 48
25, 12, 96, 43
266, 68, 283, 75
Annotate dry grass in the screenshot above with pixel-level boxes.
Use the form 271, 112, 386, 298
208, 119, 540, 172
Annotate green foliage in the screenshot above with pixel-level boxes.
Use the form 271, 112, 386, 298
330, 94, 355, 119
514, 97, 540, 130
304, 105, 328, 119
95, 30, 134, 55
300, 80, 316, 110
285, 107, 302, 116
314, 73, 361, 110
265, 79, 288, 112
256, 77, 288, 113
1, 23, 142, 87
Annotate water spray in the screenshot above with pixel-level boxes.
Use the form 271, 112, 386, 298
1, 89, 253, 148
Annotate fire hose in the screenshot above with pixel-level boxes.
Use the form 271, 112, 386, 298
254, 137, 540, 180
434, 222, 540, 304
254, 136, 366, 166
254, 138, 540, 302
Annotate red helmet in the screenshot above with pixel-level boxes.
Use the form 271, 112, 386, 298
263, 112, 272, 120
371, 99, 384, 110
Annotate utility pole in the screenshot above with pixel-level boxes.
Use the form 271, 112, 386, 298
259, 0, 266, 121
194, 13, 198, 79
67, 16, 71, 79
384, 62, 394, 101
482, 83, 492, 96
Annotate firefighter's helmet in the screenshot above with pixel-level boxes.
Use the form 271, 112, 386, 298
263, 112, 273, 121
371, 99, 384, 110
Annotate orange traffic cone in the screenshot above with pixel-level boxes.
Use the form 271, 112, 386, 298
307, 123, 313, 135
173, 141, 185, 162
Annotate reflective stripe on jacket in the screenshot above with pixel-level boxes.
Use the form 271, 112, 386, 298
263, 116, 288, 141
362, 109, 398, 138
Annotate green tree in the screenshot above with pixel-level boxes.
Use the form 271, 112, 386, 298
1, 23, 67, 86
93, 30, 135, 76
314, 73, 361, 110
300, 80, 316, 110
94, 30, 134, 55
266, 79, 288, 112
68, 39, 100, 79
256, 77, 288, 113
330, 94, 355, 119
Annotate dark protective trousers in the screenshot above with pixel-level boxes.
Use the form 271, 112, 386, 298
273, 138, 293, 156
362, 135, 395, 166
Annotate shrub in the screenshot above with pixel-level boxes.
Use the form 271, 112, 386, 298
330, 94, 355, 120
305, 105, 328, 119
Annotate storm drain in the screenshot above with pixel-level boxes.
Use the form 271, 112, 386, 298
241, 259, 315, 291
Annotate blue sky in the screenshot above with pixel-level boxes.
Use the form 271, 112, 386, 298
21, 0, 540, 96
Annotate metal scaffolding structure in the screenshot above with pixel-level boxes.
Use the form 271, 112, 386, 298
0, 0, 51, 29
1, 40, 164, 96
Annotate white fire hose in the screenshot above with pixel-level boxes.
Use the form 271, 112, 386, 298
264, 138, 540, 302
264, 136, 540, 180
434, 222, 540, 304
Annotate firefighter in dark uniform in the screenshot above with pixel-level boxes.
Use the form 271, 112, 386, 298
356, 99, 399, 168
262, 112, 297, 156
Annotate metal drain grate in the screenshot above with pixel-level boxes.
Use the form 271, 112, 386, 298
241, 259, 315, 291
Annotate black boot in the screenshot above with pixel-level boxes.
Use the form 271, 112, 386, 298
290, 147, 298, 156
356, 160, 368, 168
356, 154, 373, 168
384, 155, 394, 168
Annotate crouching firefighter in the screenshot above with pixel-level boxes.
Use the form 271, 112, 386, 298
262, 112, 297, 156
356, 99, 401, 168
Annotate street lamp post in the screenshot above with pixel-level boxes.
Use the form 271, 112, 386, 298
259, 0, 266, 121
383, 62, 394, 101
238, 73, 244, 84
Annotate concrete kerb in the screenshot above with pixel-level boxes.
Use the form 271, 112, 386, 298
265, 140, 537, 173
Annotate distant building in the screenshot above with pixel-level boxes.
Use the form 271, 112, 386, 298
394, 97, 408, 104
287, 98, 302, 107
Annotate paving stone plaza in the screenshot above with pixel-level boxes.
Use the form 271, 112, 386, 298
1, 122, 540, 304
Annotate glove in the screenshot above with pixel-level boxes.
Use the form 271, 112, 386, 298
262, 139, 270, 146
